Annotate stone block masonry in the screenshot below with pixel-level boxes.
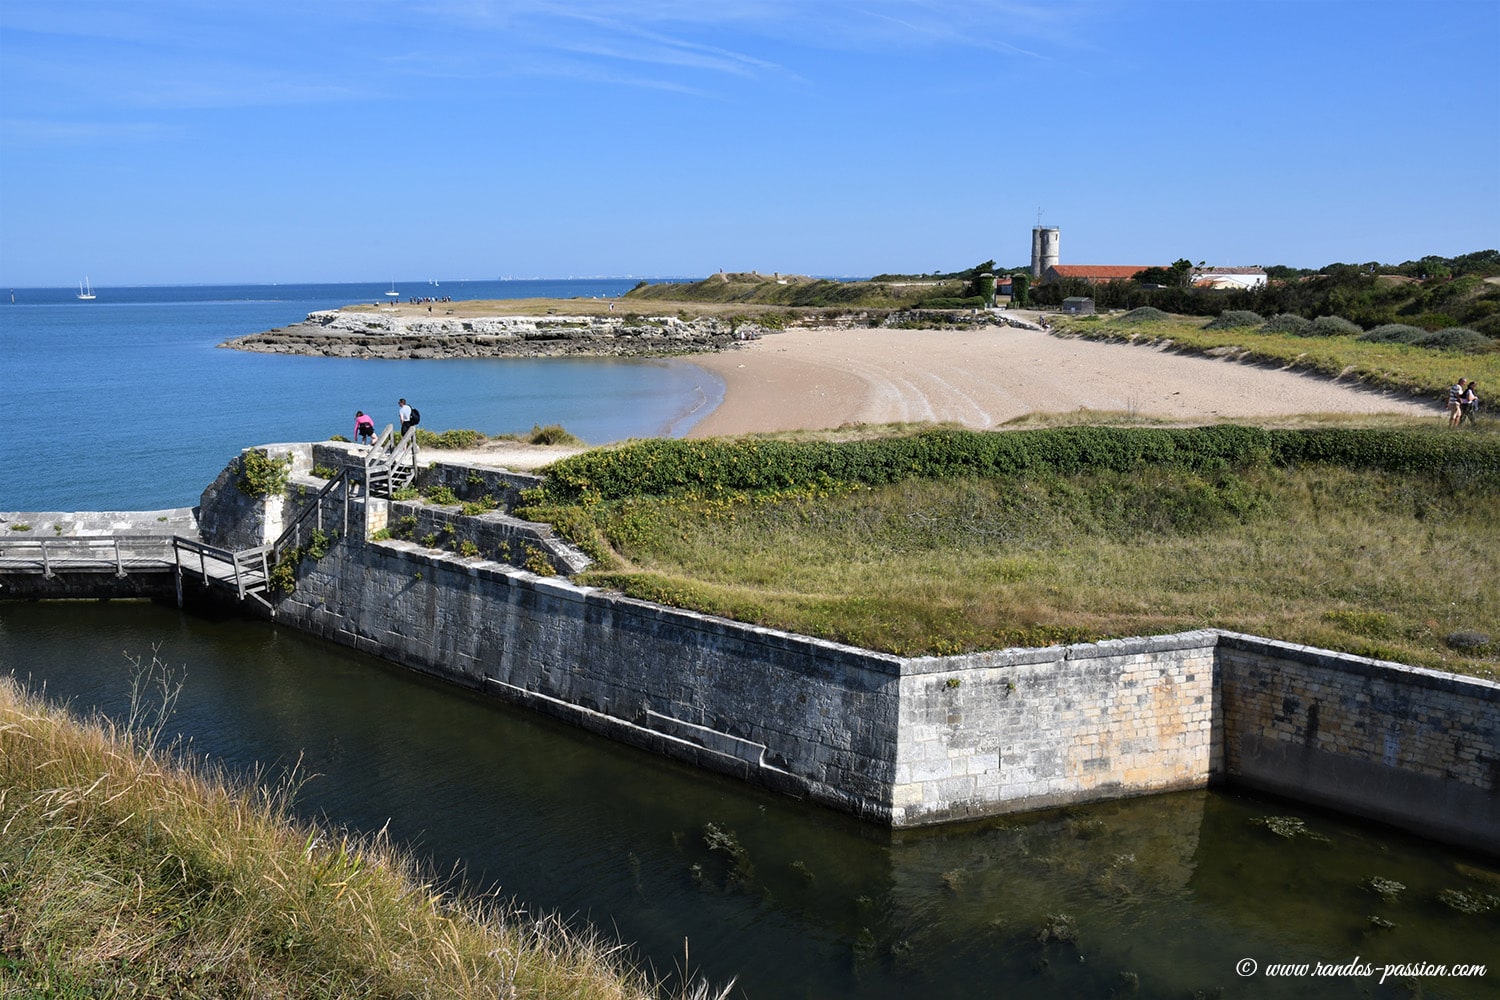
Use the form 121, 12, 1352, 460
894, 634, 1221, 825
1218, 632, 1498, 855
275, 539, 907, 822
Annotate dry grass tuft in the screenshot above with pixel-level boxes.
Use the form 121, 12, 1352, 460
0, 666, 731, 999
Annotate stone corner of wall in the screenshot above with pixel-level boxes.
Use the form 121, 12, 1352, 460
1064, 630, 1219, 661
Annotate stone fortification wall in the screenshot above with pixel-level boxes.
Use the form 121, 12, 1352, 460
410, 462, 541, 511
198, 444, 311, 549
273, 539, 907, 822
893, 635, 1220, 825
1217, 632, 1499, 855
384, 503, 589, 576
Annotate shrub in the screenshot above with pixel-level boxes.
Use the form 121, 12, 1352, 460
1260, 313, 1310, 334
312, 465, 339, 480
529, 424, 584, 447
909, 296, 988, 309
269, 550, 298, 594
424, 485, 459, 506
533, 427, 1500, 506
523, 545, 557, 576
1414, 327, 1494, 351
236, 449, 292, 498
305, 528, 333, 560
1204, 310, 1264, 330
461, 495, 498, 516
1112, 307, 1172, 325
1303, 315, 1363, 337
416, 428, 485, 450
1360, 323, 1428, 344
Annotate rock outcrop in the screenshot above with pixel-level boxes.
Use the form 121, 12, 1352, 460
220, 310, 764, 359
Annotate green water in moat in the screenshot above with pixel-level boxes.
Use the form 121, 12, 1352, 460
2, 601, 1496, 998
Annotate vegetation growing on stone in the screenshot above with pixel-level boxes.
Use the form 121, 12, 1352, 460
235, 448, 292, 498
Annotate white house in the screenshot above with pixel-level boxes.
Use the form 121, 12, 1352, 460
1191, 266, 1267, 290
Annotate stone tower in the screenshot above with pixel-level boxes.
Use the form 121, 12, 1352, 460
1031, 226, 1060, 279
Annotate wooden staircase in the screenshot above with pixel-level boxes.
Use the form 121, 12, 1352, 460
364, 424, 418, 498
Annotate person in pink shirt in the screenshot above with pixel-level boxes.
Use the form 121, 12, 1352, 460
354, 410, 375, 445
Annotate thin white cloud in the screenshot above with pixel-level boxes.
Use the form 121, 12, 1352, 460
0, 0, 1095, 118
0, 118, 180, 145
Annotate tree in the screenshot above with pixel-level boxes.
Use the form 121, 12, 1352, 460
1010, 273, 1030, 308
1133, 266, 1174, 287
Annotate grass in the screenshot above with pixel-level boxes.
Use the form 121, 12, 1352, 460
1062, 313, 1500, 403
529, 427, 1499, 678
0, 664, 729, 1000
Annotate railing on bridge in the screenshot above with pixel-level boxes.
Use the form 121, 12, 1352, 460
0, 534, 177, 578
4, 454, 376, 614
170, 536, 274, 609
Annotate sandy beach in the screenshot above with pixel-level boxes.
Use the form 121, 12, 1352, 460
418, 322, 1438, 470
684, 324, 1436, 438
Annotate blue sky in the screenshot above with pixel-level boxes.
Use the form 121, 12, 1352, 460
2, 0, 1497, 286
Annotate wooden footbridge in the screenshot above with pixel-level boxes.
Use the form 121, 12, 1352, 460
0, 427, 418, 612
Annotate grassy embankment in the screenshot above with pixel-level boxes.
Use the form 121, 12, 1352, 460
1059, 310, 1500, 404
518, 426, 1500, 680
363, 272, 972, 327
0, 671, 724, 999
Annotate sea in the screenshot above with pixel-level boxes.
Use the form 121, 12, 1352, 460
0, 279, 721, 512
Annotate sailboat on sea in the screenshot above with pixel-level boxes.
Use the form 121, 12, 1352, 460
385, 281, 400, 298
77, 277, 96, 301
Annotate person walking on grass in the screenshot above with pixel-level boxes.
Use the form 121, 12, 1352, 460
1460, 380, 1479, 427
1447, 378, 1468, 428
398, 398, 415, 436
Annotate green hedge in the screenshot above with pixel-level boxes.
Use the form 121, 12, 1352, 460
536, 427, 1500, 504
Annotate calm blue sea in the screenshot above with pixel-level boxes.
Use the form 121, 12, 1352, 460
0, 279, 722, 512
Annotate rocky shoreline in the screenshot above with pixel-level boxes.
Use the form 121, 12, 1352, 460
218, 309, 768, 359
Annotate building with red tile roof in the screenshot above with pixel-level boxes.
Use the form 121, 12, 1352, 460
1041, 264, 1152, 284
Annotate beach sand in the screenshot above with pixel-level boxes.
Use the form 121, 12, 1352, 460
419, 322, 1437, 470
684, 324, 1436, 438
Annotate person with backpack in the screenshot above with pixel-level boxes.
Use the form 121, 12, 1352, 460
398, 398, 420, 436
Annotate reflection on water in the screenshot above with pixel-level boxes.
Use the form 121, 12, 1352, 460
2, 601, 1496, 998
